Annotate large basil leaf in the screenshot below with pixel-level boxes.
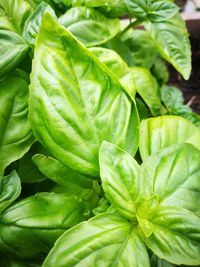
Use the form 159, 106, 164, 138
29, 13, 132, 177
150, 254, 176, 267
131, 67, 164, 116
139, 206, 200, 265
144, 14, 191, 80
89, 47, 136, 98
0, 30, 29, 77
139, 115, 200, 160
43, 213, 150, 267
0, 0, 33, 34
0, 171, 21, 213
0, 254, 40, 267
23, 2, 56, 45
0, 193, 87, 259
99, 142, 140, 220
140, 143, 200, 217
122, 29, 157, 69
59, 7, 120, 47
0, 76, 34, 175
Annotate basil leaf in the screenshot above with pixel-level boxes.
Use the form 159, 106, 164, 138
124, 0, 150, 19
0, 30, 29, 77
0, 0, 33, 34
150, 254, 176, 267
23, 2, 56, 45
151, 57, 169, 86
0, 171, 21, 213
122, 29, 158, 69
147, 1, 179, 22
29, 13, 132, 177
139, 115, 200, 160
0, 76, 34, 175
139, 206, 200, 265
131, 67, 164, 116
144, 14, 191, 80
140, 143, 200, 216
59, 7, 120, 47
0, 193, 87, 259
99, 141, 140, 220
43, 213, 150, 267
89, 47, 136, 98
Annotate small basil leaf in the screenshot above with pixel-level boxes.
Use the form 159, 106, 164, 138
0, 30, 29, 77
29, 13, 132, 177
140, 143, 200, 216
139, 115, 200, 160
43, 213, 150, 267
23, 2, 56, 45
122, 29, 158, 69
0, 76, 34, 175
0, 171, 21, 213
124, 0, 150, 19
59, 7, 120, 47
131, 67, 164, 116
0, 0, 33, 34
99, 141, 140, 220
144, 13, 191, 80
89, 47, 136, 98
0, 193, 87, 259
147, 1, 179, 22
139, 206, 200, 265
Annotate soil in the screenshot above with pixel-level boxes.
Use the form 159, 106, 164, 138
168, 25, 200, 115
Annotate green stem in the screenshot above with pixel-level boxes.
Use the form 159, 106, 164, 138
119, 19, 141, 38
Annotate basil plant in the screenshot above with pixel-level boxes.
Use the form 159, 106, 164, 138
0, 0, 199, 266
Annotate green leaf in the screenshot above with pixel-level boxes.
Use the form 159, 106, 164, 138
43, 213, 150, 267
150, 254, 176, 267
23, 2, 56, 45
0, 254, 41, 267
0, 0, 33, 34
0, 171, 21, 213
139, 206, 200, 265
147, 1, 179, 22
124, 0, 150, 19
32, 154, 100, 201
161, 85, 200, 128
0, 30, 29, 77
151, 57, 169, 86
0, 76, 34, 175
131, 67, 164, 116
99, 142, 140, 220
29, 13, 132, 177
140, 143, 200, 216
0, 193, 87, 259
144, 13, 191, 80
89, 47, 136, 98
139, 115, 200, 160
59, 7, 120, 47
122, 29, 157, 69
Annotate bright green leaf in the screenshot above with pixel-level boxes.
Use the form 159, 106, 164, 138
59, 7, 120, 47
0, 171, 21, 213
99, 141, 140, 220
139, 115, 200, 160
43, 213, 150, 267
0, 76, 34, 175
29, 13, 132, 177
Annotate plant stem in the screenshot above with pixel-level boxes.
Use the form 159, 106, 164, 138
119, 19, 141, 37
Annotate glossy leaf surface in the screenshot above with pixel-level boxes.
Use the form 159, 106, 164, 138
59, 7, 120, 47
0, 30, 29, 77
29, 14, 132, 177
0, 171, 21, 213
43, 213, 150, 267
0, 193, 87, 259
0, 76, 34, 175
99, 142, 140, 220
144, 14, 191, 80
139, 115, 200, 160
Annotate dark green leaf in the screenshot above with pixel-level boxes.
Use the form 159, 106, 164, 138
0, 171, 21, 213
0, 30, 29, 77
59, 7, 120, 47
29, 13, 132, 177
0, 76, 34, 175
